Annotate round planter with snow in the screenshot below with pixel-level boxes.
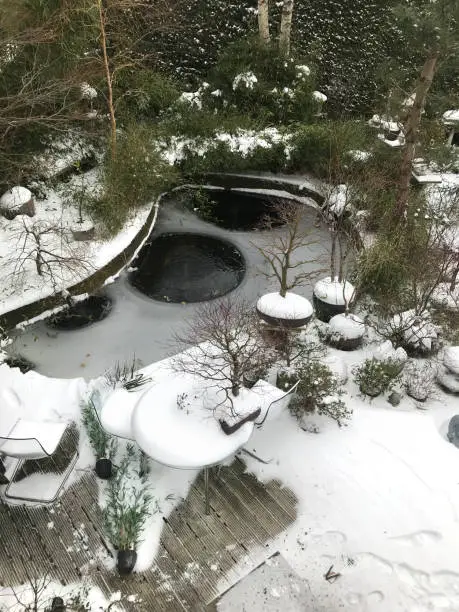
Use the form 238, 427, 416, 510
70, 218, 95, 241
313, 277, 355, 323
0, 186, 35, 220
256, 292, 313, 328
326, 313, 365, 351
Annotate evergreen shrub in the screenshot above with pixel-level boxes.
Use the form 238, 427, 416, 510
289, 359, 351, 426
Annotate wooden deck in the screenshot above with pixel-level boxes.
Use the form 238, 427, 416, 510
0, 457, 297, 611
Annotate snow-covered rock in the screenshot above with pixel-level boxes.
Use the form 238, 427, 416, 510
313, 277, 355, 306
0, 186, 32, 209
437, 366, 459, 394
444, 346, 459, 375
257, 292, 313, 327
0, 186, 34, 219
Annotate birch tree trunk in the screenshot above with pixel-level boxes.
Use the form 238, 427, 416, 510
258, 0, 270, 46
98, 0, 117, 158
279, 0, 294, 57
394, 50, 439, 220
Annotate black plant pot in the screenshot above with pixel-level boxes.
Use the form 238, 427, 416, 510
243, 372, 259, 389
95, 458, 112, 479
50, 597, 66, 612
117, 549, 137, 575
256, 307, 312, 329
313, 295, 347, 323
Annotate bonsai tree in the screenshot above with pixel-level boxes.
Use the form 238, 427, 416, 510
254, 199, 320, 327
81, 393, 117, 479
289, 357, 351, 427
103, 444, 152, 575
173, 297, 275, 406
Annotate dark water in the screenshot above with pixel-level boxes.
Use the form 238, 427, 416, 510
46, 295, 112, 330
192, 190, 285, 231
129, 233, 245, 303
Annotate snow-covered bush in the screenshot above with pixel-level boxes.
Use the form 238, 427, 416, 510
403, 359, 437, 402
92, 124, 179, 235
289, 359, 351, 426
114, 70, 179, 124
353, 358, 403, 398
202, 38, 318, 125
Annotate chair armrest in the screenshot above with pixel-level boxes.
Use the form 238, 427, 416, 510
219, 408, 261, 436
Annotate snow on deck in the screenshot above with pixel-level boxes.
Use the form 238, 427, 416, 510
0, 460, 297, 611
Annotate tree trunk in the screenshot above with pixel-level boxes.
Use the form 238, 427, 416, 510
330, 228, 336, 280
98, 0, 116, 157
394, 50, 439, 220
258, 0, 270, 46
279, 0, 294, 57
280, 253, 289, 297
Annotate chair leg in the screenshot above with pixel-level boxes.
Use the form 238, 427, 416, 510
5, 451, 79, 504
204, 467, 210, 515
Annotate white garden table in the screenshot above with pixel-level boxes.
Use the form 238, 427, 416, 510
130, 375, 254, 514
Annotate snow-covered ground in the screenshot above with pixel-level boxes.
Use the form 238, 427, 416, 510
0, 170, 152, 316
2, 328, 459, 611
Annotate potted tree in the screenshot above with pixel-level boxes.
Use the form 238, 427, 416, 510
254, 200, 316, 328
313, 184, 356, 322
103, 445, 152, 575
82, 394, 117, 479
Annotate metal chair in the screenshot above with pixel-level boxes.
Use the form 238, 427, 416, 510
0, 418, 78, 503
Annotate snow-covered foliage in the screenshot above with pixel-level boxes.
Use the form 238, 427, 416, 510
232, 70, 258, 90
150, 0, 399, 115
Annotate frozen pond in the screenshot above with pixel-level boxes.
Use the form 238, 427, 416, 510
11, 196, 331, 379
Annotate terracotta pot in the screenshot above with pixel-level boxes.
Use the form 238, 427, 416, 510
117, 549, 137, 575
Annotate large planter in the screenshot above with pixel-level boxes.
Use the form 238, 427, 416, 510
256, 292, 313, 328
117, 549, 137, 575
95, 458, 112, 480
326, 313, 365, 351
313, 277, 355, 323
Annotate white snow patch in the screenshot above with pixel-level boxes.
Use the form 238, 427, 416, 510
0, 186, 32, 209
257, 292, 313, 320
312, 90, 327, 103
233, 71, 258, 91
313, 277, 355, 306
